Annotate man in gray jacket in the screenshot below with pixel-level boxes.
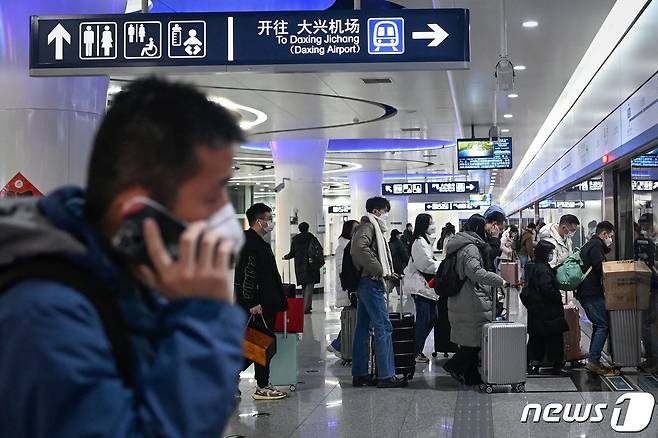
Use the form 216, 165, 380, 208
350, 196, 408, 389
443, 214, 506, 385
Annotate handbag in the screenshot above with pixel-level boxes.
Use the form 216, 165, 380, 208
243, 314, 277, 367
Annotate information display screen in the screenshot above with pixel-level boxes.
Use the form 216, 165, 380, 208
469, 193, 491, 207
632, 148, 658, 167
457, 137, 512, 170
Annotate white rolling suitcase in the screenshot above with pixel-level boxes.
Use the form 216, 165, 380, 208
609, 309, 642, 367
480, 286, 527, 393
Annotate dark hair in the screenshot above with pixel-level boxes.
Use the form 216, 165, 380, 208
85, 77, 245, 224
299, 222, 310, 233
535, 240, 556, 264
537, 221, 546, 230
559, 214, 580, 227
412, 214, 432, 243
464, 214, 487, 240
486, 211, 506, 226
246, 203, 272, 226
365, 196, 389, 213
527, 222, 536, 229
340, 220, 359, 240
509, 225, 519, 234
406, 223, 413, 229
390, 229, 402, 239
596, 221, 616, 235
446, 223, 456, 235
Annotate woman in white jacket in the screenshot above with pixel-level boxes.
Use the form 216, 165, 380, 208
403, 214, 441, 363
327, 220, 360, 358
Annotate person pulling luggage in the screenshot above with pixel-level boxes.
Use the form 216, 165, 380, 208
443, 214, 507, 385
521, 240, 571, 376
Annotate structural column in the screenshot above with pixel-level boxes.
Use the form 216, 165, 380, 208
0, 0, 126, 192
271, 139, 328, 284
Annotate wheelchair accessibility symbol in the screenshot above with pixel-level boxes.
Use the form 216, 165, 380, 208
368, 18, 404, 55
124, 21, 162, 59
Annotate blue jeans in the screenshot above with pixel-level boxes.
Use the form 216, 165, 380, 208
519, 255, 529, 280
352, 278, 395, 379
331, 332, 341, 352
580, 296, 609, 364
414, 295, 437, 355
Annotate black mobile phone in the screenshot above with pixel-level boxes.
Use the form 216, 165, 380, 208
113, 204, 187, 268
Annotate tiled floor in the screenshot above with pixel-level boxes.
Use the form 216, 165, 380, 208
225, 262, 658, 438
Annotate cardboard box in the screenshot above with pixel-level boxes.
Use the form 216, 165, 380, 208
602, 261, 651, 310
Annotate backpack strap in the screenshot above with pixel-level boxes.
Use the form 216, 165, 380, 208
0, 256, 133, 387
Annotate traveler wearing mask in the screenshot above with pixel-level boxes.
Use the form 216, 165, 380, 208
483, 205, 507, 272
577, 221, 618, 376
236, 203, 289, 400
522, 240, 570, 376
539, 215, 580, 268
0, 78, 247, 436
500, 225, 519, 262
402, 214, 441, 363
327, 219, 360, 358
351, 196, 407, 389
284, 222, 324, 314
518, 223, 537, 280
443, 214, 506, 385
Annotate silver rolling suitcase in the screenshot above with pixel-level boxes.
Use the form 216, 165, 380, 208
609, 309, 642, 367
340, 306, 357, 364
480, 286, 527, 393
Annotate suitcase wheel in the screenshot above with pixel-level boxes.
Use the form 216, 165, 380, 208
443, 352, 449, 358
483, 384, 494, 394
432, 352, 438, 358
512, 383, 525, 393
289, 385, 296, 392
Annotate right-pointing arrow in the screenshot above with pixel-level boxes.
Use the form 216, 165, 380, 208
47, 23, 71, 61
412, 23, 449, 47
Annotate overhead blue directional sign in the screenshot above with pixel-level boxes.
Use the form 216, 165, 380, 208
30, 9, 470, 76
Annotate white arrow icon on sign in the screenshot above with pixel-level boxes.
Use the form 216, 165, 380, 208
47, 23, 71, 61
466, 183, 475, 191
412, 23, 449, 47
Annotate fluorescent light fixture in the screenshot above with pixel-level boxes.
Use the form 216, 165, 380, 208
501, 128, 510, 133
207, 96, 268, 130
513, 65, 526, 71
507, 93, 519, 98
504, 114, 514, 119
522, 20, 538, 28
502, 0, 648, 203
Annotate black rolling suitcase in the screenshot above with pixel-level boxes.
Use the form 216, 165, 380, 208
282, 260, 297, 298
390, 312, 416, 379
432, 297, 458, 358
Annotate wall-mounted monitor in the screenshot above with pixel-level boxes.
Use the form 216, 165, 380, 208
632, 148, 658, 167
457, 137, 513, 170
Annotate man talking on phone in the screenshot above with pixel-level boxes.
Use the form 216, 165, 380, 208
0, 78, 246, 437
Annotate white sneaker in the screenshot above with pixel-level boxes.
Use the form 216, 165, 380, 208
415, 353, 430, 364
252, 384, 287, 400
326, 344, 343, 359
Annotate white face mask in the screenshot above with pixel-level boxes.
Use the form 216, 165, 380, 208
547, 252, 554, 263
427, 224, 437, 235
258, 219, 275, 234
604, 237, 613, 247
206, 203, 245, 255
380, 212, 390, 221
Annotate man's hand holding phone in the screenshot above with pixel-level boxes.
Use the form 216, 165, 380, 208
137, 218, 234, 303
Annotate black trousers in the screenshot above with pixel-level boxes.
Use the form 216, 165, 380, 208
243, 312, 277, 388
527, 332, 564, 366
446, 346, 482, 385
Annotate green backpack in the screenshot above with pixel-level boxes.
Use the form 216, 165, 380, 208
555, 250, 592, 290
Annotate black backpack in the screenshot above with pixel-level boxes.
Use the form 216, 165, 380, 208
0, 256, 133, 387
308, 237, 325, 270
434, 250, 467, 298
339, 242, 361, 293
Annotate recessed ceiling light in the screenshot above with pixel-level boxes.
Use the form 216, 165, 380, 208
501, 128, 510, 133
236, 183, 240, 186
508, 93, 519, 98
514, 65, 526, 71
504, 114, 514, 118
522, 20, 538, 28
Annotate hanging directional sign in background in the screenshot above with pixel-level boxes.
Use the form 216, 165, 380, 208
382, 180, 479, 196
30, 9, 470, 76
425, 202, 479, 211
539, 200, 586, 209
